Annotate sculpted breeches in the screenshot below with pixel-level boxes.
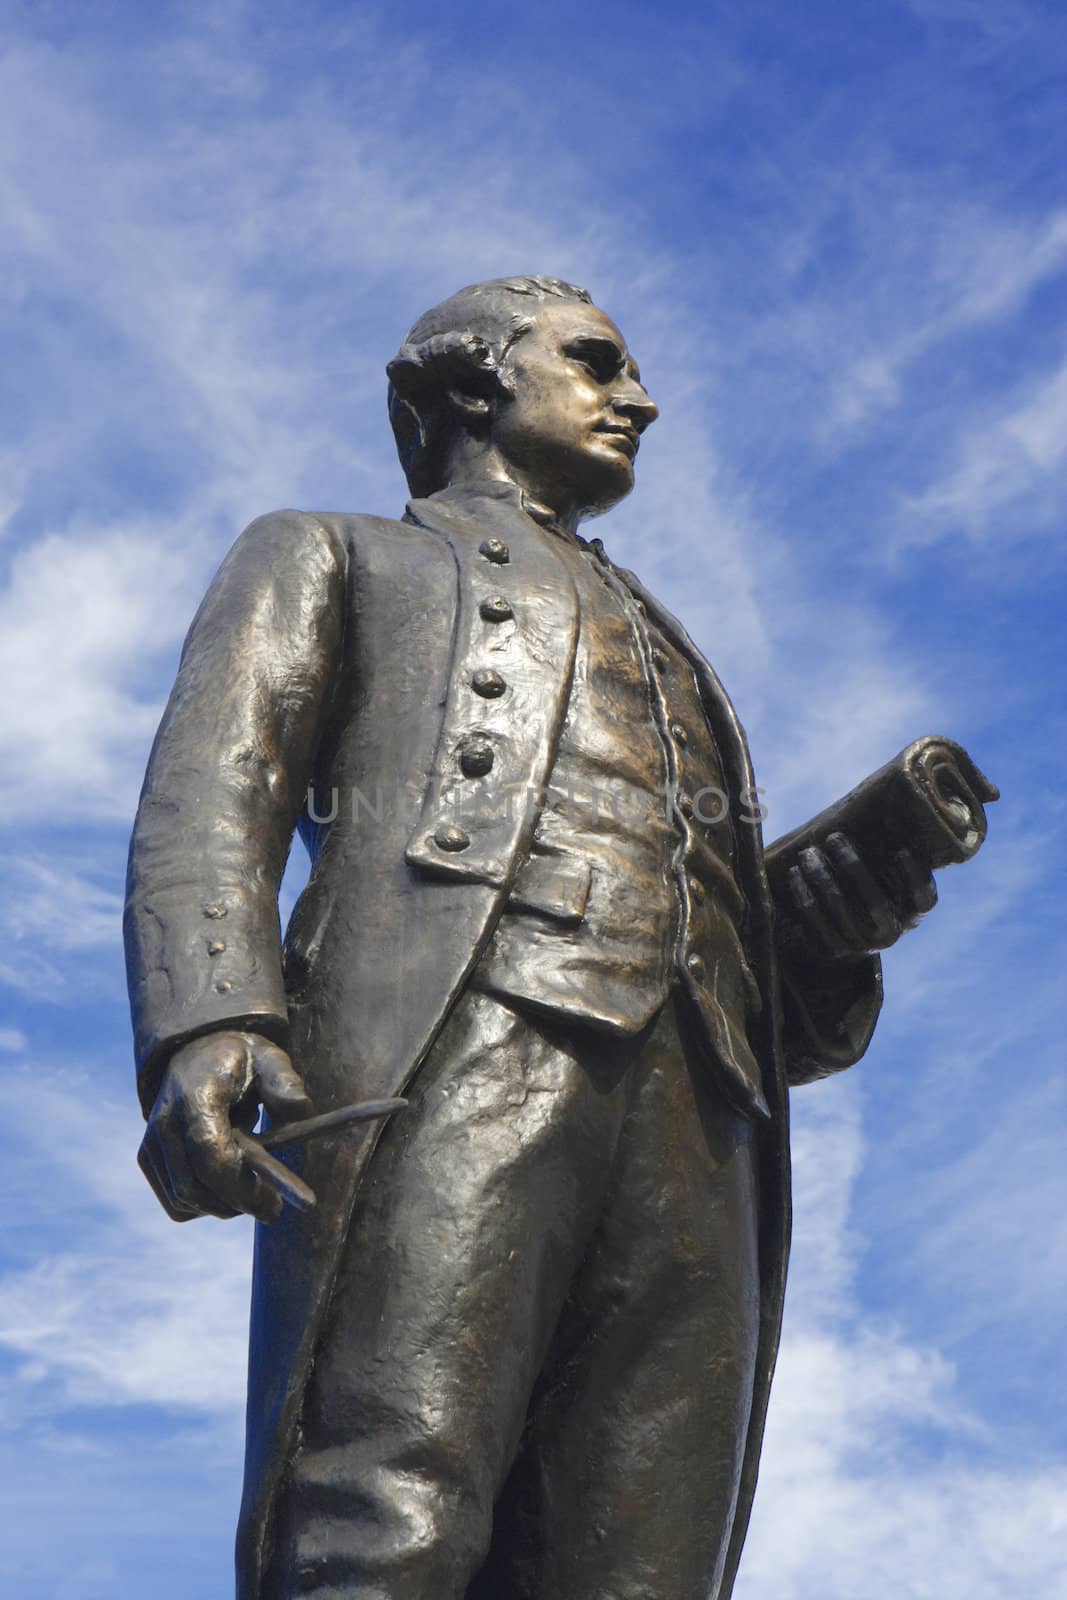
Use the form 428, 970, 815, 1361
265, 985, 760, 1600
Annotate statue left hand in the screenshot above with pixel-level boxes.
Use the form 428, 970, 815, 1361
785, 830, 938, 961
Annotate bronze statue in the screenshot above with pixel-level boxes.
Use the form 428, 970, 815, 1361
125, 277, 997, 1599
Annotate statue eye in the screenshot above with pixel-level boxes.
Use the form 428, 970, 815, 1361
569, 341, 623, 383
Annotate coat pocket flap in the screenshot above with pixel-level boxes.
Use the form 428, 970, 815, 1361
508, 852, 592, 924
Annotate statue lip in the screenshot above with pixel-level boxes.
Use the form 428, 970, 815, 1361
594, 422, 639, 459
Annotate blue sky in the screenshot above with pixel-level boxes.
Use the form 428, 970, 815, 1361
1, 0, 1064, 1595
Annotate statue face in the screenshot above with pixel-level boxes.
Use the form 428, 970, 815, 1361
489, 301, 659, 520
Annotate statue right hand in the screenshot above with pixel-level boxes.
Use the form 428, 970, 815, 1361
138, 1030, 313, 1224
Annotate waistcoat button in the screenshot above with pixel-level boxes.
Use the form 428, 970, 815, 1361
472, 668, 507, 698
479, 595, 514, 622
459, 739, 494, 777
433, 824, 471, 852
478, 538, 510, 564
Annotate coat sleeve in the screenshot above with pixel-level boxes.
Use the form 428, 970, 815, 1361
764, 812, 884, 1087
775, 946, 884, 1087
124, 509, 347, 1116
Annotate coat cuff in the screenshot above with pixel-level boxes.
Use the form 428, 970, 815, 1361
126, 881, 290, 1116
779, 951, 883, 1086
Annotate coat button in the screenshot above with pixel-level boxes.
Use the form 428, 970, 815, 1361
479, 538, 510, 564
688, 874, 705, 903
433, 824, 471, 852
677, 791, 694, 818
670, 721, 688, 745
459, 738, 494, 777
472, 668, 507, 697
686, 951, 706, 979
479, 595, 514, 622
207, 938, 226, 956
651, 647, 667, 671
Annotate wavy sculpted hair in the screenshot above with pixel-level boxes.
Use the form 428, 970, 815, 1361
386, 275, 592, 498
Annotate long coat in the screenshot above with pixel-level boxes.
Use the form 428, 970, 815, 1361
125, 486, 883, 1598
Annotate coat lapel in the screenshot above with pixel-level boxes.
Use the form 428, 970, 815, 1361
404, 491, 581, 887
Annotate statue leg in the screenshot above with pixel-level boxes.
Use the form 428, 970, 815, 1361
471, 993, 761, 1600
265, 986, 636, 1599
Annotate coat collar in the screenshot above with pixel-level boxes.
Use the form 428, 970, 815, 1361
425, 477, 582, 546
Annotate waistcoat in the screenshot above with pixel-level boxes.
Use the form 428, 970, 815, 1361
475, 516, 763, 1111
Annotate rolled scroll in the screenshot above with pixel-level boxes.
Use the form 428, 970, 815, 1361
765, 735, 999, 936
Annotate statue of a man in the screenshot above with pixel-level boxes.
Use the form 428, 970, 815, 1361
125, 276, 995, 1598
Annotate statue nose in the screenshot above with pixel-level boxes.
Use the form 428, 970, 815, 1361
616, 384, 659, 432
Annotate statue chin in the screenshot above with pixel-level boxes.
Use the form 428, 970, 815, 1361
572, 464, 637, 522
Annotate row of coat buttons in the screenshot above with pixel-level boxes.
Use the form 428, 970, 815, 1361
591, 558, 729, 993
645, 634, 730, 842
470, 539, 513, 710
647, 631, 699, 830
433, 538, 514, 854
643, 624, 715, 983
610, 572, 746, 1005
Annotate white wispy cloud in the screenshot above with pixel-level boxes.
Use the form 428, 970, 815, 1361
2, 5, 1044, 843
0, 1066, 251, 1416
0, 856, 126, 1001
0, 526, 204, 826
0, 5, 1061, 1595
900, 353, 1067, 544
910, 1071, 1067, 1327
739, 1080, 1067, 1599
764, 204, 1067, 444
879, 824, 1047, 1021
903, 0, 1046, 42
0, 21, 655, 825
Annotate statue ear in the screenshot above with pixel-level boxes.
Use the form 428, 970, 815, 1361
446, 387, 492, 424
388, 392, 427, 480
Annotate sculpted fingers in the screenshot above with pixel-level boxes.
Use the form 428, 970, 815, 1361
138, 1124, 240, 1222
787, 834, 915, 958
138, 1031, 312, 1224
784, 833, 939, 961
139, 1069, 242, 1221
250, 1037, 314, 1126
180, 1098, 278, 1223
822, 833, 904, 950
176, 1034, 289, 1222
888, 846, 938, 928
137, 1133, 190, 1221
787, 858, 851, 960
140, 1032, 280, 1223
791, 838, 896, 957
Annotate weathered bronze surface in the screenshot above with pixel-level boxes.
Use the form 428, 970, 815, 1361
125, 277, 998, 1598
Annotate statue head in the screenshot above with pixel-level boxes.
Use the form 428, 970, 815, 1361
387, 276, 658, 526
